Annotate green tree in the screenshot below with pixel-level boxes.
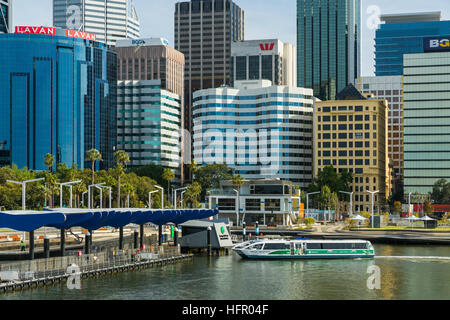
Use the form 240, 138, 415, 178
85, 149, 102, 185
195, 164, 233, 199
162, 168, 175, 205
114, 150, 130, 208
184, 182, 202, 208
393, 201, 403, 215
423, 200, 434, 216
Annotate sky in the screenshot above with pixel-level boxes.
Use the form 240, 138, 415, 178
11, 0, 450, 76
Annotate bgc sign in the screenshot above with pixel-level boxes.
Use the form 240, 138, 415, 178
424, 36, 450, 52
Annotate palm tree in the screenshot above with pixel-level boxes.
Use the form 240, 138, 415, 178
122, 183, 135, 208
231, 174, 244, 225
114, 150, 130, 208
162, 168, 175, 205
44, 154, 55, 207
85, 149, 102, 207
184, 182, 202, 208
85, 149, 103, 185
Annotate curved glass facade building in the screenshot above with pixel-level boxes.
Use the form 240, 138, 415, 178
0, 32, 117, 170
192, 80, 315, 187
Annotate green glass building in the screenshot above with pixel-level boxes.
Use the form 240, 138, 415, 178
404, 51, 450, 194
297, 0, 361, 101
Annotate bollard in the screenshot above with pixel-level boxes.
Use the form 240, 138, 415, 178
44, 238, 50, 259
119, 227, 124, 250
89, 230, 93, 246
242, 222, 246, 242
29, 231, 35, 260
133, 230, 139, 249
158, 225, 163, 246
60, 229, 66, 257
140, 225, 144, 249
174, 225, 178, 247
256, 221, 259, 238
85, 232, 91, 254
207, 227, 212, 256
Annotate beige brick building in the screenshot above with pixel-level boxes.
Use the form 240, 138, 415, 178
314, 85, 390, 213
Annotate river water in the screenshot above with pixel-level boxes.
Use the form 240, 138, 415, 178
1, 244, 449, 300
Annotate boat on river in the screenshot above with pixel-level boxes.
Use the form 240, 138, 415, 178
232, 239, 375, 259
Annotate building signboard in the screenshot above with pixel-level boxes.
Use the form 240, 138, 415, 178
424, 36, 450, 52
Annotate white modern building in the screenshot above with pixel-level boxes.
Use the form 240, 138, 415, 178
193, 80, 315, 187
208, 179, 302, 226
403, 51, 450, 194
53, 0, 140, 46
355, 76, 404, 194
117, 80, 182, 179
0, 0, 11, 34
231, 39, 296, 87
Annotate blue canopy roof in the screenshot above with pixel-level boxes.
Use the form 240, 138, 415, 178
0, 209, 219, 232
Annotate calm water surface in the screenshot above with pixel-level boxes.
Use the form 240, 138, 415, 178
1, 244, 449, 300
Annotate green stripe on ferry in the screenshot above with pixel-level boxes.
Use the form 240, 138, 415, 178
307, 250, 374, 255
268, 250, 291, 255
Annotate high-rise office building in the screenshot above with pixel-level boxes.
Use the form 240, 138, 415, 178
314, 84, 390, 212
0, 0, 11, 34
117, 80, 182, 179
375, 12, 450, 76
297, 0, 361, 101
356, 76, 404, 196
53, 0, 140, 46
403, 47, 450, 194
174, 0, 245, 134
114, 38, 185, 181
193, 80, 315, 187
231, 39, 296, 87
115, 38, 185, 101
0, 28, 117, 170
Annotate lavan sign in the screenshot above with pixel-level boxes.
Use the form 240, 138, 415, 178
15, 26, 56, 35
65, 29, 97, 41
424, 36, 450, 52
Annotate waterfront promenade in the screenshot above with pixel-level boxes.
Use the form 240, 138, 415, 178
231, 223, 450, 245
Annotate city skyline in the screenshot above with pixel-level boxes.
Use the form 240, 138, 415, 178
11, 0, 450, 77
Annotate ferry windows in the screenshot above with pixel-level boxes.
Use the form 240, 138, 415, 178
263, 243, 290, 250
306, 243, 322, 250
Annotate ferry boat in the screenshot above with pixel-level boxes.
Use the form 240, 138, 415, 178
232, 239, 375, 259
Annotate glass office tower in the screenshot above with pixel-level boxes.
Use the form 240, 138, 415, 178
376, 12, 450, 76
0, 0, 11, 34
297, 0, 361, 101
0, 32, 117, 171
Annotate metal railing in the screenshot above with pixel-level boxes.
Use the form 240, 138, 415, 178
0, 245, 183, 284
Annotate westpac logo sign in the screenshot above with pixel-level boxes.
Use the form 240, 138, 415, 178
259, 43, 275, 51
424, 36, 450, 52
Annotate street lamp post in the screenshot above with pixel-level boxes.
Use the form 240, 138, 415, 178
181, 190, 186, 209
233, 189, 239, 226
174, 187, 187, 210
6, 178, 45, 242
100, 186, 112, 209
88, 183, 105, 209
339, 191, 354, 217
148, 190, 158, 208
154, 185, 164, 209
95, 186, 103, 209
366, 190, 380, 229
408, 192, 412, 217
57, 180, 82, 208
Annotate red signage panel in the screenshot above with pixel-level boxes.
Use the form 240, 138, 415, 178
15, 26, 56, 35
259, 43, 275, 51
65, 29, 97, 41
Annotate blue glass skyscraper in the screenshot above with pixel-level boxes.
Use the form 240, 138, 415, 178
0, 31, 117, 171
297, 0, 361, 101
376, 12, 450, 76
0, 0, 11, 34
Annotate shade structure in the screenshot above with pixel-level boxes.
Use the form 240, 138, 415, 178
0, 208, 219, 232
421, 215, 435, 221
0, 211, 66, 232
405, 215, 420, 221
